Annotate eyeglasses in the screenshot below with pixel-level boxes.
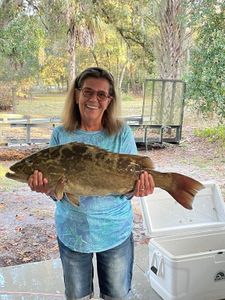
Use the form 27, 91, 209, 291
78, 88, 111, 102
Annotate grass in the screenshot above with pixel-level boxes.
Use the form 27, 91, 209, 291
1, 92, 224, 149
14, 94, 65, 117
1, 93, 224, 146
0, 162, 24, 191
12, 93, 144, 118
194, 124, 225, 149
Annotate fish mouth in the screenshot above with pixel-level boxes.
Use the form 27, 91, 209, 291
5, 172, 16, 179
5, 171, 18, 179
5, 171, 28, 183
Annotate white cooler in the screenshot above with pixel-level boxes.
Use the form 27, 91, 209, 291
140, 182, 225, 300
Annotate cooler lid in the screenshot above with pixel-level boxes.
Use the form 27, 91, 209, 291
140, 181, 225, 238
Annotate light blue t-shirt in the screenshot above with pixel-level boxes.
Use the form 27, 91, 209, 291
50, 124, 138, 253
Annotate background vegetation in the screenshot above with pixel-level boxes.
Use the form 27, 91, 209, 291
0, 0, 224, 124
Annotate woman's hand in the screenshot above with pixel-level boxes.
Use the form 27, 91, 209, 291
28, 170, 55, 197
133, 171, 155, 197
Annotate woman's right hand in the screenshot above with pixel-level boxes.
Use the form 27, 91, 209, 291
28, 170, 55, 197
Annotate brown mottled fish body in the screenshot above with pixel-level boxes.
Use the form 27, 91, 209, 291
5, 142, 204, 209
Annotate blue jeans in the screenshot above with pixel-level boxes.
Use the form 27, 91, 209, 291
58, 234, 134, 300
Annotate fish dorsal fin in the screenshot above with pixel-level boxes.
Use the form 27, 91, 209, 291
135, 155, 154, 169
118, 153, 154, 170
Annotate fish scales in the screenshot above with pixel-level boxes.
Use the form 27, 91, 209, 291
5, 141, 204, 209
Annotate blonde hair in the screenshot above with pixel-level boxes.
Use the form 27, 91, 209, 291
62, 67, 123, 135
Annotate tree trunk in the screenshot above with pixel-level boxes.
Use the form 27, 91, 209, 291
67, 24, 76, 87
154, 0, 187, 79
66, 1, 76, 87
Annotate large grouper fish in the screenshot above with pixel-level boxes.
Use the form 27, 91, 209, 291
5, 141, 204, 209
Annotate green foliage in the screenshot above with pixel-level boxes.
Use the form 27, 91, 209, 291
40, 55, 67, 88
186, 0, 225, 120
194, 125, 225, 148
76, 22, 127, 73
0, 0, 155, 93
0, 14, 45, 81
3, 0, 224, 102
93, 1, 155, 78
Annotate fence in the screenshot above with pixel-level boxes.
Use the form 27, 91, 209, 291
0, 114, 61, 145
0, 79, 186, 148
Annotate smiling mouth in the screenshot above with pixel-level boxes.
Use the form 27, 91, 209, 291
85, 104, 99, 110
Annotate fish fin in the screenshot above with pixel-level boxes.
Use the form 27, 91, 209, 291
66, 193, 80, 206
119, 153, 154, 170
141, 156, 154, 169
55, 178, 66, 200
167, 173, 204, 209
123, 191, 134, 200
133, 155, 154, 169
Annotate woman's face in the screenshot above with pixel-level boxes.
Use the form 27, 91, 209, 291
76, 77, 112, 129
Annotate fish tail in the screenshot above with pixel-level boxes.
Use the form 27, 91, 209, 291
166, 173, 204, 209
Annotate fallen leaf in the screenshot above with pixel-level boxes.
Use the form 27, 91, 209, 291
32, 242, 39, 246
16, 215, 24, 221
47, 233, 55, 239
50, 245, 59, 251
22, 257, 32, 262
15, 226, 23, 232
0, 203, 5, 209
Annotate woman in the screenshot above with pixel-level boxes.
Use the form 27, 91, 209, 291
28, 67, 154, 300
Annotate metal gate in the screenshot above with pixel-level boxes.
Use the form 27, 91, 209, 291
126, 79, 186, 149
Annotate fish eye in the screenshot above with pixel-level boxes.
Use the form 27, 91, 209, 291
26, 159, 33, 166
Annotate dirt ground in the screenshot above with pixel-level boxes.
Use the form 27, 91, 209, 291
0, 125, 224, 268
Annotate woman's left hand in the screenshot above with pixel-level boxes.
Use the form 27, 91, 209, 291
133, 171, 155, 197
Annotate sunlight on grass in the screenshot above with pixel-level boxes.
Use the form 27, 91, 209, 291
0, 163, 24, 191
0, 163, 8, 177
120, 95, 143, 116
194, 125, 225, 149
14, 94, 66, 117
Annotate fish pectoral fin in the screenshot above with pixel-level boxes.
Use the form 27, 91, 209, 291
54, 177, 66, 200
65, 193, 80, 206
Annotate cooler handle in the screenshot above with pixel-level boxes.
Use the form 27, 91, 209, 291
150, 251, 164, 277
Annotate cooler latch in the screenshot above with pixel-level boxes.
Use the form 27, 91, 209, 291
150, 265, 158, 274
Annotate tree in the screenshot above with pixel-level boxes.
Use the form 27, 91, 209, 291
186, 0, 225, 119
142, 0, 198, 79
92, 0, 155, 92
0, 2, 45, 82
40, 55, 67, 88
27, 0, 97, 85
